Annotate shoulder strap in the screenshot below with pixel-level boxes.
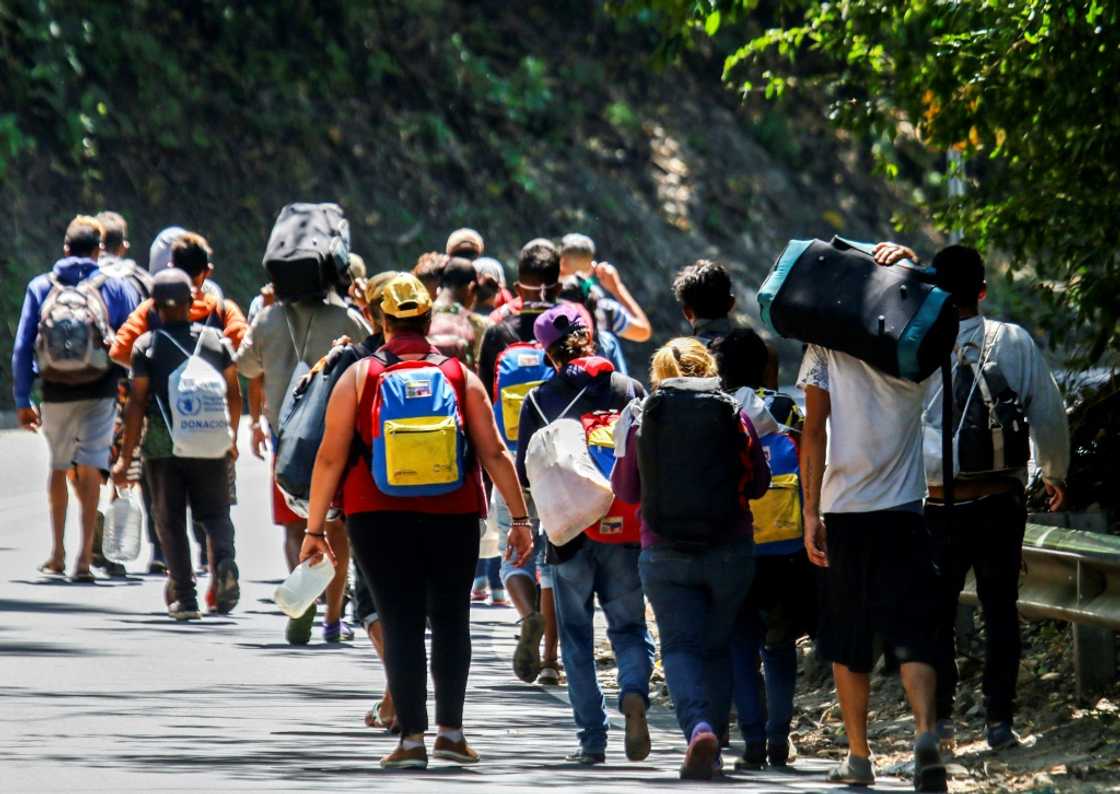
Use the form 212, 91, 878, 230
283, 305, 315, 361
156, 329, 195, 361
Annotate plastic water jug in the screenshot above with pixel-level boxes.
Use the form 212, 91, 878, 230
103, 487, 143, 563
275, 557, 335, 618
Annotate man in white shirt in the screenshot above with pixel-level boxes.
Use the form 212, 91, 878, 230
874, 241, 1070, 751
799, 341, 946, 790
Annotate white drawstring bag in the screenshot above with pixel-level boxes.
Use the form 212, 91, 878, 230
155, 329, 231, 459
524, 387, 615, 547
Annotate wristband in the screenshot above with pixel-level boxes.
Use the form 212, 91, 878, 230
304, 530, 326, 538
511, 516, 531, 526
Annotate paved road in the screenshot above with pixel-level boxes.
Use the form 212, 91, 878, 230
0, 426, 909, 792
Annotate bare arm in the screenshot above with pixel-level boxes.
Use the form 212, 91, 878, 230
224, 365, 242, 459
594, 262, 651, 342
801, 384, 830, 567
248, 374, 268, 459
462, 368, 533, 566
112, 377, 149, 486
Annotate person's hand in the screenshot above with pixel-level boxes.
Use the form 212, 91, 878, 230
872, 242, 919, 267
506, 521, 533, 568
804, 512, 829, 568
299, 531, 337, 567
228, 440, 239, 462
592, 261, 621, 292
331, 335, 352, 349
17, 406, 40, 432
250, 423, 269, 460
110, 458, 131, 488
261, 283, 275, 307
1044, 480, 1068, 512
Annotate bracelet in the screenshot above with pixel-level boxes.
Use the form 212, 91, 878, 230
511, 516, 532, 526
304, 530, 326, 538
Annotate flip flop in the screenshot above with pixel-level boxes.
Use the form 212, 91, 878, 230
69, 570, 97, 584
37, 562, 65, 578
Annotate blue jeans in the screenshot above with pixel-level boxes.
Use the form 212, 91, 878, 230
553, 541, 655, 753
493, 486, 553, 589
731, 609, 797, 744
639, 537, 754, 740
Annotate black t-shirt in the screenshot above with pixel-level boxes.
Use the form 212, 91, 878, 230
131, 321, 234, 430
478, 306, 548, 399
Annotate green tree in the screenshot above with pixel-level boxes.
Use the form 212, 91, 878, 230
616, 0, 1120, 363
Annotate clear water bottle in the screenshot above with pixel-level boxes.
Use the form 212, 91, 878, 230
275, 557, 335, 618
103, 487, 143, 563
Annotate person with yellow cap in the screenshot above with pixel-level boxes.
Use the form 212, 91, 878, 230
300, 272, 533, 770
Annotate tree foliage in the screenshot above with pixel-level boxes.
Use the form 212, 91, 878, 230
616, 0, 1120, 364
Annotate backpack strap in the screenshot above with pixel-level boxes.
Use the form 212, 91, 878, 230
283, 305, 315, 362
531, 385, 589, 427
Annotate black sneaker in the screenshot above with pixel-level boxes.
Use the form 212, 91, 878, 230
565, 749, 606, 765
96, 560, 128, 578
735, 739, 766, 771
768, 735, 796, 767
213, 559, 240, 614
168, 599, 202, 621
986, 721, 1021, 751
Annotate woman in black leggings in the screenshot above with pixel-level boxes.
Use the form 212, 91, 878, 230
300, 274, 532, 769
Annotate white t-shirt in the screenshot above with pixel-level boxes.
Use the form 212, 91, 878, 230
797, 345, 929, 514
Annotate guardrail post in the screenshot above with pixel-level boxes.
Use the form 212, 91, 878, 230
1074, 559, 1117, 701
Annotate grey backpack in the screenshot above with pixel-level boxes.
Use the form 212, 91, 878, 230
35, 273, 113, 384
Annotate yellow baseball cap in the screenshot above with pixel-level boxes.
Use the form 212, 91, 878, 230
380, 273, 432, 318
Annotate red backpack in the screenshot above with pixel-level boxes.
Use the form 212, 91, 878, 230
580, 410, 640, 544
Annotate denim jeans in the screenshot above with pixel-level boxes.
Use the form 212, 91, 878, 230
639, 537, 754, 740
731, 552, 809, 745
731, 610, 797, 744
553, 541, 655, 753
493, 486, 552, 588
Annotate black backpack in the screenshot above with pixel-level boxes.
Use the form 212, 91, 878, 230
263, 203, 351, 303
758, 236, 958, 383
636, 383, 745, 549
936, 320, 1030, 479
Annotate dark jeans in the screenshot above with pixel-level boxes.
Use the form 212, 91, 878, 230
142, 466, 219, 560
731, 552, 811, 744
348, 511, 480, 735
473, 556, 502, 590
927, 488, 1026, 724
553, 541, 654, 753
144, 456, 235, 603
639, 537, 754, 740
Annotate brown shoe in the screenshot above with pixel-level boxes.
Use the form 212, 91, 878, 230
622, 692, 651, 761
380, 742, 428, 769
433, 734, 480, 764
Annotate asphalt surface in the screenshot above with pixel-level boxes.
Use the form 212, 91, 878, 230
0, 425, 910, 792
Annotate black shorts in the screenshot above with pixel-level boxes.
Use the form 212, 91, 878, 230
816, 510, 939, 673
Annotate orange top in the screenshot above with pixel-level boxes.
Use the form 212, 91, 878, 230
110, 293, 248, 366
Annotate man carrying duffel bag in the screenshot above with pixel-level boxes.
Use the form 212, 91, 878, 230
760, 236, 952, 791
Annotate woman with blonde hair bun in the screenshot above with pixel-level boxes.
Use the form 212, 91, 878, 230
613, 337, 771, 780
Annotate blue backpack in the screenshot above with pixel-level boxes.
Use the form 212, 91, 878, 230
492, 341, 554, 451
370, 352, 467, 497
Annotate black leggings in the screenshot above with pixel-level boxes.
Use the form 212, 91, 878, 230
348, 512, 480, 735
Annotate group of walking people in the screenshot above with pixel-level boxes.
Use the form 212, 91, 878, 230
14, 209, 1070, 790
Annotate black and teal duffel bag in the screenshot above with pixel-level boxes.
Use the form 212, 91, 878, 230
758, 236, 958, 383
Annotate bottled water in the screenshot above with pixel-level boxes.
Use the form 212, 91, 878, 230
103, 488, 143, 563
275, 557, 335, 618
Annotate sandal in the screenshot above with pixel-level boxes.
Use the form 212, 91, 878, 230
364, 700, 401, 734
37, 561, 65, 578
69, 569, 97, 584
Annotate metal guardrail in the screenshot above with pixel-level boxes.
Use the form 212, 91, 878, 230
959, 520, 1120, 698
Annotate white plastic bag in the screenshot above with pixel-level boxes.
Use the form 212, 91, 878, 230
526, 411, 615, 547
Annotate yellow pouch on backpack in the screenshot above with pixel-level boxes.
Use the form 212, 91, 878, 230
500, 381, 543, 441
752, 473, 803, 545
383, 416, 460, 487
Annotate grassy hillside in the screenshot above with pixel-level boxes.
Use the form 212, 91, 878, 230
0, 0, 924, 405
